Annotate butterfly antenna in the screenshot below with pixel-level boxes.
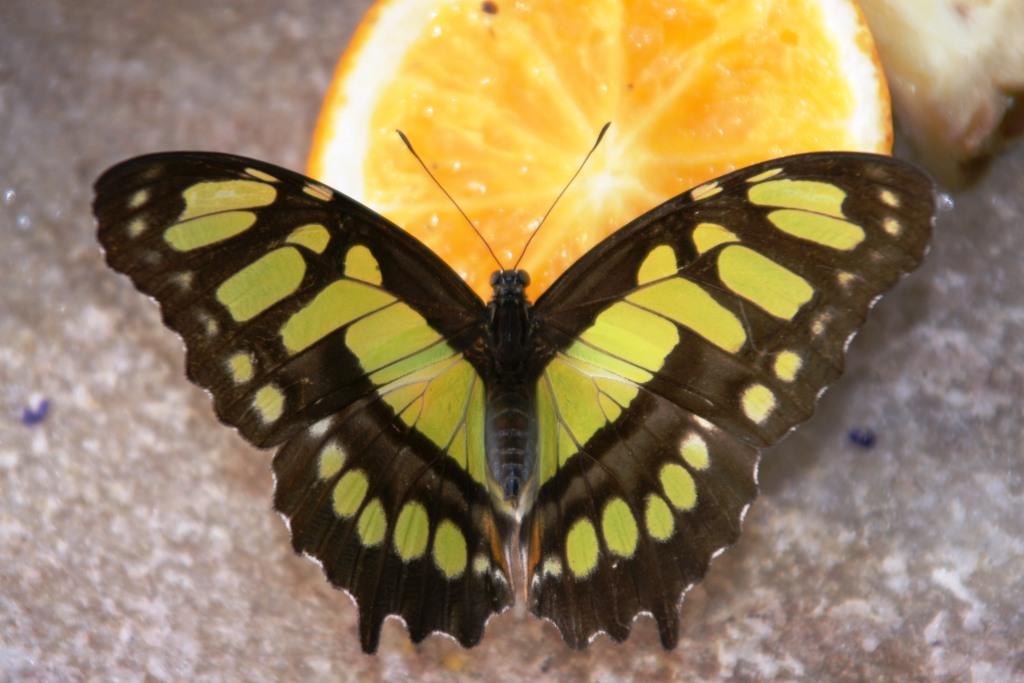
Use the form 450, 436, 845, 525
511, 122, 611, 271
396, 130, 505, 271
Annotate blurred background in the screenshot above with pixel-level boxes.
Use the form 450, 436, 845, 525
1, 1, 1022, 680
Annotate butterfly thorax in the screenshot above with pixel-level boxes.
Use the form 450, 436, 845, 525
485, 270, 538, 512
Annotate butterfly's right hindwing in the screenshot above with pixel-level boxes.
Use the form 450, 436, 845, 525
272, 385, 515, 651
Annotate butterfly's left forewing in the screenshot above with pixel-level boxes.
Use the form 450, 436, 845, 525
525, 152, 935, 647
94, 153, 513, 651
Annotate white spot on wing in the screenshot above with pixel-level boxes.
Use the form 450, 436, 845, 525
879, 189, 900, 207
303, 182, 332, 202
128, 189, 149, 209
309, 417, 332, 439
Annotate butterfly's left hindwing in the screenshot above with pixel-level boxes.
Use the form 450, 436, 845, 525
94, 152, 513, 652
525, 152, 935, 647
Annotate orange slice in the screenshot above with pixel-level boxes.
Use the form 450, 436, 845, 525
309, 0, 891, 300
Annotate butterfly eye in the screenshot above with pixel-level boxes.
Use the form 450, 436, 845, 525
490, 272, 502, 286
516, 271, 530, 287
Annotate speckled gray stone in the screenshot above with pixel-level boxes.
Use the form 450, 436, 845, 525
1, 2, 1022, 681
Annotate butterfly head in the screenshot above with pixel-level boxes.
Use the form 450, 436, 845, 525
490, 270, 530, 301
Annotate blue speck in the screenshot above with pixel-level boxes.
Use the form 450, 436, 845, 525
848, 427, 876, 449
21, 398, 49, 426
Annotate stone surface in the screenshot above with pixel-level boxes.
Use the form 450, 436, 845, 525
1, 2, 1022, 681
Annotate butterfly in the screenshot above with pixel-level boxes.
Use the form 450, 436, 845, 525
93, 146, 934, 652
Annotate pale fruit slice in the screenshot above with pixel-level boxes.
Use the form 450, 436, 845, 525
310, 0, 892, 299
861, 0, 1024, 183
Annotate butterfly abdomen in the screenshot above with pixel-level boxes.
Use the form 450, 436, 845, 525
485, 381, 537, 505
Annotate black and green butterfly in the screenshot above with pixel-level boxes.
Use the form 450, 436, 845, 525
93, 145, 934, 652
